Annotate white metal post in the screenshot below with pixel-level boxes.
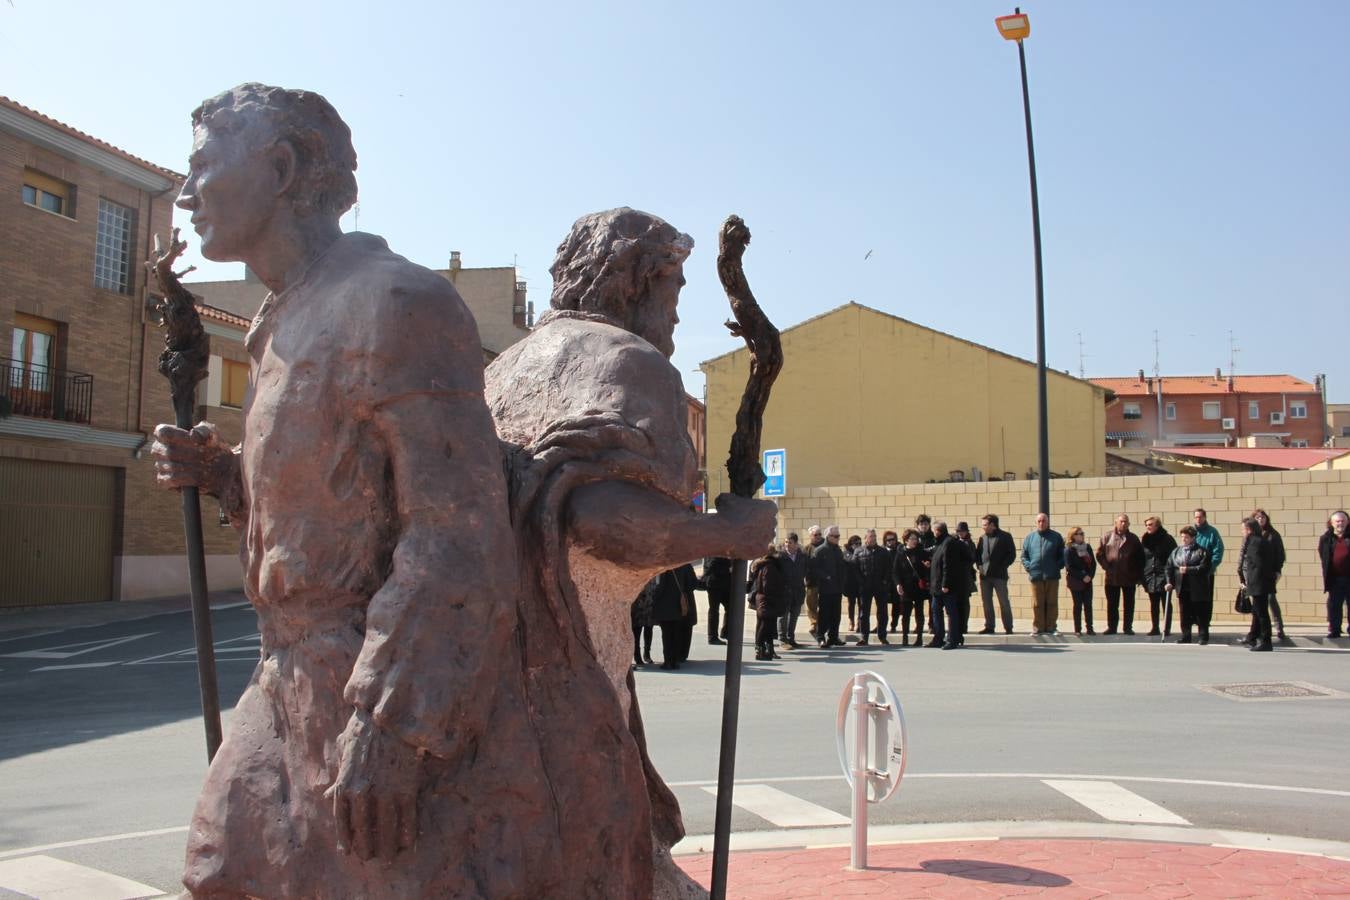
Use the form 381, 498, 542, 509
849, 674, 868, 870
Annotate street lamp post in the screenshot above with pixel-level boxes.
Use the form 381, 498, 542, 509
997, 7, 1051, 516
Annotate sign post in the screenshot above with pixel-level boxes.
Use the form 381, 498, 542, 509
835, 670, 907, 871
762, 448, 786, 498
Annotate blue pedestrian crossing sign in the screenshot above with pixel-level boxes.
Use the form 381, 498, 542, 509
762, 448, 787, 497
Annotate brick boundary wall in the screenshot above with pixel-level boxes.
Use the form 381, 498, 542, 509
775, 470, 1350, 626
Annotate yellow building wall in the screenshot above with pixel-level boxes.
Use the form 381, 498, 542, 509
701, 305, 1105, 496
774, 469, 1350, 625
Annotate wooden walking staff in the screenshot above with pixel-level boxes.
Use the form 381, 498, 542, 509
710, 215, 783, 899
150, 228, 223, 762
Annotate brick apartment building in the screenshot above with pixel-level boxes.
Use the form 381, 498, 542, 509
1, 96, 249, 607
1091, 371, 1327, 449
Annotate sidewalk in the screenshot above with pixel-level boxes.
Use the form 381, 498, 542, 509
676, 837, 1350, 897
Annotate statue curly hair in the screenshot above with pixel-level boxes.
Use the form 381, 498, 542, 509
549, 208, 693, 324
192, 83, 358, 218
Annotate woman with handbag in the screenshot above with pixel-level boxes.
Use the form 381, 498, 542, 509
1239, 509, 1287, 643
1238, 518, 1277, 652
1165, 525, 1211, 644
893, 528, 931, 646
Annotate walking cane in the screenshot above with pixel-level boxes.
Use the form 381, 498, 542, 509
150, 229, 223, 762
1162, 588, 1173, 644
709, 216, 782, 900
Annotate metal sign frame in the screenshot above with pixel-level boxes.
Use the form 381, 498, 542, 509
761, 448, 786, 497
835, 670, 907, 870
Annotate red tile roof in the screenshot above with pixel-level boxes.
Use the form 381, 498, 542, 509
1090, 374, 1316, 397
196, 303, 251, 330
1154, 446, 1348, 470
0, 95, 184, 183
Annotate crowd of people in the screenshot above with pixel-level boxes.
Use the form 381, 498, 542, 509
632, 509, 1350, 667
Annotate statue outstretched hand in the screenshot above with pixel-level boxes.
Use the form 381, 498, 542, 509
714, 493, 779, 560
328, 708, 422, 862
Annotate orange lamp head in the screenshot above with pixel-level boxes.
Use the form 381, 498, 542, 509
996, 13, 1031, 41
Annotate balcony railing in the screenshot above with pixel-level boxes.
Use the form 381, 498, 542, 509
2, 357, 93, 424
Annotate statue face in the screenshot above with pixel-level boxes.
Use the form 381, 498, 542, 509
176, 123, 278, 263
631, 262, 683, 358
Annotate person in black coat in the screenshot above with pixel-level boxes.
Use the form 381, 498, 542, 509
701, 557, 733, 645
809, 526, 847, 647
631, 588, 654, 667
1238, 518, 1277, 652
777, 534, 810, 648
1320, 511, 1350, 638
976, 514, 1017, 635
1242, 509, 1287, 643
1140, 516, 1178, 636
853, 529, 892, 645
1165, 525, 1212, 644
842, 534, 863, 632
1063, 526, 1097, 635
749, 544, 787, 661
954, 522, 978, 638
929, 521, 972, 649
893, 529, 931, 646
648, 565, 699, 669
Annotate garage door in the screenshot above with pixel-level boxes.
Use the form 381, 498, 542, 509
0, 458, 117, 607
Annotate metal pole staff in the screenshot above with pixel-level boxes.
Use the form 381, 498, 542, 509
151, 230, 223, 762
710, 215, 783, 899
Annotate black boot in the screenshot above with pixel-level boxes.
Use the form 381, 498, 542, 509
1176, 630, 1192, 644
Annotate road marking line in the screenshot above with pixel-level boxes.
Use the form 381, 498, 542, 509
666, 772, 1350, 798
0, 827, 188, 861
700, 783, 849, 828
32, 661, 124, 672
0, 853, 163, 899
1043, 779, 1190, 825
0, 633, 155, 660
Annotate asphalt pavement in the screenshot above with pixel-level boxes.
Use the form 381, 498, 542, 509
0, 598, 1347, 898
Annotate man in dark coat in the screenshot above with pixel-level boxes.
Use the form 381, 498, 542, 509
976, 513, 1017, 634
1140, 516, 1178, 636
853, 529, 892, 645
929, 521, 972, 649
1319, 511, 1350, 638
701, 557, 733, 645
777, 534, 809, 648
1097, 513, 1144, 635
809, 525, 847, 648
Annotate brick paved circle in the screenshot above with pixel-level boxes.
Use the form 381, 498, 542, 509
676, 838, 1350, 898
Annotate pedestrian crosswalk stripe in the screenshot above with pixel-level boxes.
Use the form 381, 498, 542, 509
0, 854, 164, 899
1043, 779, 1190, 825
701, 783, 850, 828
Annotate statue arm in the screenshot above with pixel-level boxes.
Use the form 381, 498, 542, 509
343, 389, 518, 759
567, 481, 775, 569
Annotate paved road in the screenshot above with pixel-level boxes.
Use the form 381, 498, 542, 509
0, 604, 1347, 897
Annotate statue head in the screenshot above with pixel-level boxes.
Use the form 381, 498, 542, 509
177, 83, 358, 262
549, 208, 693, 358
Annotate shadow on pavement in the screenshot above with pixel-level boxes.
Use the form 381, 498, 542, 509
919, 859, 1072, 886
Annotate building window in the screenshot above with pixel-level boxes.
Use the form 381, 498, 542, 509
1289, 401, 1308, 419
1202, 401, 1221, 420
1122, 402, 1142, 420
1165, 402, 1176, 420
21, 168, 74, 218
1248, 401, 1260, 420
7, 313, 60, 416
1290, 439, 1309, 448
1341, 425, 1350, 437
94, 198, 134, 293
220, 358, 249, 408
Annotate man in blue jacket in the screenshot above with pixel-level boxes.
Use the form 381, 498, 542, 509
1021, 512, 1066, 635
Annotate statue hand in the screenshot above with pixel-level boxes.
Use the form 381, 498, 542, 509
151, 422, 238, 496
328, 708, 421, 862
714, 493, 779, 560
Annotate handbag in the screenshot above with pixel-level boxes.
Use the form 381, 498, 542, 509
1234, 587, 1252, 615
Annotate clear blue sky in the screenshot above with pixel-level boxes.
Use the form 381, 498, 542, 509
5, 1, 1347, 399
